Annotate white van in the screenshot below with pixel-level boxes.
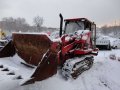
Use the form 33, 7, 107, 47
96, 36, 111, 50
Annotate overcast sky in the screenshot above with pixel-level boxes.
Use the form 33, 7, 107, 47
0, 0, 120, 27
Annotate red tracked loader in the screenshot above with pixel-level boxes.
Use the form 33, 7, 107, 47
0, 14, 98, 85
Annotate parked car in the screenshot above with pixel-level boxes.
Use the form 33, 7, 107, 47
50, 31, 59, 39
112, 39, 120, 49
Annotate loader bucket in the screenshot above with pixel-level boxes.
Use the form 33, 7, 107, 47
0, 41, 15, 57
12, 33, 58, 85
12, 33, 53, 66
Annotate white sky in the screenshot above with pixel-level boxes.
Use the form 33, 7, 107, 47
0, 0, 120, 27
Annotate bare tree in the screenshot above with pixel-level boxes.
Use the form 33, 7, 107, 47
15, 17, 29, 32
0, 17, 30, 32
2, 17, 15, 32
33, 16, 43, 32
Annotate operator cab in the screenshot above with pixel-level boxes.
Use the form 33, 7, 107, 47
64, 18, 96, 45
64, 18, 95, 34
59, 14, 96, 48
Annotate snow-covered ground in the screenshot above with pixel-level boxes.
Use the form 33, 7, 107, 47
0, 49, 120, 90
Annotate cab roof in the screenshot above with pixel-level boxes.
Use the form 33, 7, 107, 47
64, 18, 93, 23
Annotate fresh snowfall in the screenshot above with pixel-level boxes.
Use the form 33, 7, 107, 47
0, 49, 120, 90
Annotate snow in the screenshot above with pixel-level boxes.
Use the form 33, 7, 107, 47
49, 30, 90, 42
12, 32, 49, 35
0, 49, 120, 90
52, 38, 61, 42
0, 40, 8, 42
76, 30, 90, 35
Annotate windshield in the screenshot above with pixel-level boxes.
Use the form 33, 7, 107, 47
65, 21, 84, 34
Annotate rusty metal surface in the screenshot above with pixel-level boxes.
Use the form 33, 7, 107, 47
31, 49, 57, 80
21, 49, 57, 85
13, 33, 52, 66
0, 41, 15, 57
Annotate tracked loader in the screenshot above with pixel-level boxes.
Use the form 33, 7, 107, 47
0, 14, 98, 85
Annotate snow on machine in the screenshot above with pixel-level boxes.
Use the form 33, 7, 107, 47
0, 14, 98, 85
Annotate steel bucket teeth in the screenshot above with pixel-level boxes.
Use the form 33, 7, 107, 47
1, 68, 9, 71
7, 71, 15, 75
0, 65, 3, 68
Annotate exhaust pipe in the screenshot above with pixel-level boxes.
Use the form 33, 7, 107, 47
59, 13, 63, 37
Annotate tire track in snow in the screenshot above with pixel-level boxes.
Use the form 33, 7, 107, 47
99, 76, 120, 90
